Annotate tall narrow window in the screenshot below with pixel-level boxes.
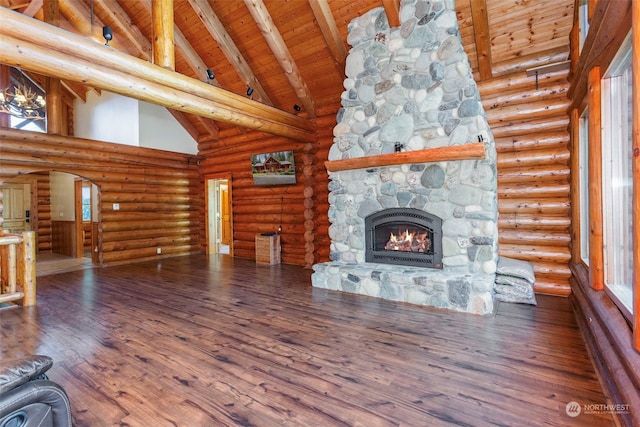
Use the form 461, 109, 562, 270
579, 108, 590, 265
601, 33, 633, 319
578, 0, 590, 53
81, 182, 91, 222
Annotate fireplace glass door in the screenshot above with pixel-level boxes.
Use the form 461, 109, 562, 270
365, 208, 442, 268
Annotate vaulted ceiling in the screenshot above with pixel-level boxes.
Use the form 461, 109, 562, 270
0, 0, 574, 143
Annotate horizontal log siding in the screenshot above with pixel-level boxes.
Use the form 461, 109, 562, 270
312, 113, 335, 264
34, 172, 52, 253
0, 128, 201, 266
198, 129, 312, 265
479, 69, 572, 295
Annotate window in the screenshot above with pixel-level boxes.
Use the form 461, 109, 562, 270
578, 108, 589, 265
81, 183, 91, 222
601, 33, 633, 319
1, 67, 46, 133
578, 0, 589, 53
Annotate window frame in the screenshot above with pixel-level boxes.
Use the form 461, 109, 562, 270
578, 107, 590, 266
600, 32, 634, 322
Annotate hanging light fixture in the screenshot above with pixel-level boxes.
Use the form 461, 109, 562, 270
103, 26, 113, 46
0, 83, 46, 121
206, 69, 215, 84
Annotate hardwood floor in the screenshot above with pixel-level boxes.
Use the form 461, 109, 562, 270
1, 255, 614, 426
36, 252, 94, 277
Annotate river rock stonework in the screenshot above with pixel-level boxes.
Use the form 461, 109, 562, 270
312, 0, 498, 315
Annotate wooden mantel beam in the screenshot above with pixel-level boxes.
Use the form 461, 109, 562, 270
0, 8, 316, 143
325, 143, 486, 172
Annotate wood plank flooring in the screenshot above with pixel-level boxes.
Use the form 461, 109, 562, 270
35, 252, 94, 277
1, 255, 614, 426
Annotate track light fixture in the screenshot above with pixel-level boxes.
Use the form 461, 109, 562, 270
246, 87, 254, 97
206, 69, 215, 83
293, 104, 301, 113
103, 26, 113, 46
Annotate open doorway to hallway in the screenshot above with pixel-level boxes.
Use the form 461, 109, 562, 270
2, 171, 99, 275
206, 177, 233, 256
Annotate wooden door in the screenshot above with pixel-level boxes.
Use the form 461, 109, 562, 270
2, 183, 31, 233
221, 187, 231, 245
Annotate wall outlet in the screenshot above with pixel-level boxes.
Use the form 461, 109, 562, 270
156, 247, 162, 254
113, 203, 120, 211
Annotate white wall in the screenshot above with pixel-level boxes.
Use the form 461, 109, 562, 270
74, 91, 138, 146
74, 91, 197, 154
50, 171, 76, 221
139, 101, 198, 154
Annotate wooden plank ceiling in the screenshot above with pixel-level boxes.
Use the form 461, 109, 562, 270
0, 0, 574, 143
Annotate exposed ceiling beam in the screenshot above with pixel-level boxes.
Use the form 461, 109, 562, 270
42, 0, 58, 25
307, 0, 346, 80
151, 0, 174, 70
243, 0, 317, 118
58, 0, 101, 39
61, 79, 88, 102
22, 0, 41, 17
2, 1, 31, 10
187, 0, 272, 106
174, 27, 216, 86
66, 0, 219, 141
140, 0, 220, 139
94, 0, 152, 60
166, 108, 200, 142
470, 0, 492, 80
196, 116, 219, 139
0, 8, 316, 142
381, 0, 400, 28
19, 1, 95, 108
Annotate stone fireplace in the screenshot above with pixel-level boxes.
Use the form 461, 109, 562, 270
312, 0, 498, 315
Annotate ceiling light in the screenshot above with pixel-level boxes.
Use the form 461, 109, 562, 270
103, 26, 113, 46
246, 87, 254, 97
0, 83, 46, 121
206, 69, 215, 81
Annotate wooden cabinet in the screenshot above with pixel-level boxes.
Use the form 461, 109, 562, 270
255, 234, 280, 265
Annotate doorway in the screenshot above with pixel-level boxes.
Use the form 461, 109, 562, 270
2, 172, 99, 274
206, 177, 233, 255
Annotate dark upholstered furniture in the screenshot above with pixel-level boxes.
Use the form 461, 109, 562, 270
0, 355, 71, 427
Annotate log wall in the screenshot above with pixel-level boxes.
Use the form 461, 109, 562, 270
567, 1, 640, 425
198, 127, 316, 266
312, 113, 336, 264
203, 80, 572, 297
0, 128, 202, 266
34, 172, 52, 253
479, 70, 572, 295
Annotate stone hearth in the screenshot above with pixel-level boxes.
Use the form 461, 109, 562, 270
312, 0, 498, 315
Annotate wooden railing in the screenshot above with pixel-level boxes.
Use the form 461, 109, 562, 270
0, 231, 36, 306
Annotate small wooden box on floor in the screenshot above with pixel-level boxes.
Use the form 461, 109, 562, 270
255, 234, 280, 265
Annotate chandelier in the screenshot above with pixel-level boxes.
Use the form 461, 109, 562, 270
0, 83, 46, 120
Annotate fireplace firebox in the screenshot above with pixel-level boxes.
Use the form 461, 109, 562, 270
365, 208, 443, 269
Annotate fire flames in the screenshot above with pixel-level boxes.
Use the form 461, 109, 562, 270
384, 229, 431, 253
